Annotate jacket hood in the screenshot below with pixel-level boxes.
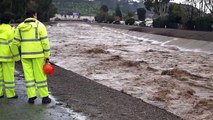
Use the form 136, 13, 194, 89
0, 24, 11, 34
0, 24, 12, 39
18, 18, 37, 32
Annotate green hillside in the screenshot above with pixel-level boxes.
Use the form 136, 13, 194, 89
52, 0, 144, 15
52, 0, 98, 15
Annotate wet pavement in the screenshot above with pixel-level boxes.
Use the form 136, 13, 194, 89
0, 63, 88, 120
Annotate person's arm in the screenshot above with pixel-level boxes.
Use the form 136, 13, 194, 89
39, 22, 50, 60
13, 25, 21, 47
9, 26, 20, 61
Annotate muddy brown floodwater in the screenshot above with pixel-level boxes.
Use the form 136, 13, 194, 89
48, 22, 213, 120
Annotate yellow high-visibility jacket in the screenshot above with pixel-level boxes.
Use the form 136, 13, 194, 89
14, 18, 50, 59
0, 24, 20, 62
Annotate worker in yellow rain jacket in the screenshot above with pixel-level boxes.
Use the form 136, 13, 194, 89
14, 10, 51, 104
0, 13, 20, 99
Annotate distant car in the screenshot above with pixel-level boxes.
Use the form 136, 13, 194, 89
54, 17, 61, 21
112, 21, 120, 24
134, 21, 143, 26
120, 21, 125, 25
145, 18, 153, 27
112, 20, 125, 25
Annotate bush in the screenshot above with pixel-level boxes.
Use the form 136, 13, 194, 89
95, 12, 114, 23
137, 8, 146, 21
153, 16, 168, 28
185, 20, 196, 30
185, 16, 213, 31
125, 18, 135, 25
194, 16, 213, 31
95, 12, 106, 23
166, 22, 178, 29
106, 14, 114, 23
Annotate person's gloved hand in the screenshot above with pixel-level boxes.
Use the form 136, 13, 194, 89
45, 58, 49, 63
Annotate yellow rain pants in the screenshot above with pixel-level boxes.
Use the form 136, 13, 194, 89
21, 58, 49, 98
0, 62, 16, 98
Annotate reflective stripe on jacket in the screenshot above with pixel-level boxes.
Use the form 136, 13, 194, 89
0, 24, 20, 62
14, 18, 50, 58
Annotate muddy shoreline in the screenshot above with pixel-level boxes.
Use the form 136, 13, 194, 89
47, 64, 182, 120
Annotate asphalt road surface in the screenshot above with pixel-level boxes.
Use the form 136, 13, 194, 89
0, 62, 87, 120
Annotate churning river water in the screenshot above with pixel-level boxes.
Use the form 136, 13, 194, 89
48, 22, 213, 120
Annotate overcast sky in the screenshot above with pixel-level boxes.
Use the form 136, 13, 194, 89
171, 0, 186, 3
132, 0, 186, 3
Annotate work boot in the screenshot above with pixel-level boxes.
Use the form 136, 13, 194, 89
0, 95, 4, 98
28, 96, 37, 104
42, 96, 51, 104
8, 95, 18, 99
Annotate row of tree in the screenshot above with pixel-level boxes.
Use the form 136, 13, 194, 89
95, 0, 213, 31
0, 0, 57, 22
144, 0, 213, 17
95, 3, 146, 25
144, 0, 213, 31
